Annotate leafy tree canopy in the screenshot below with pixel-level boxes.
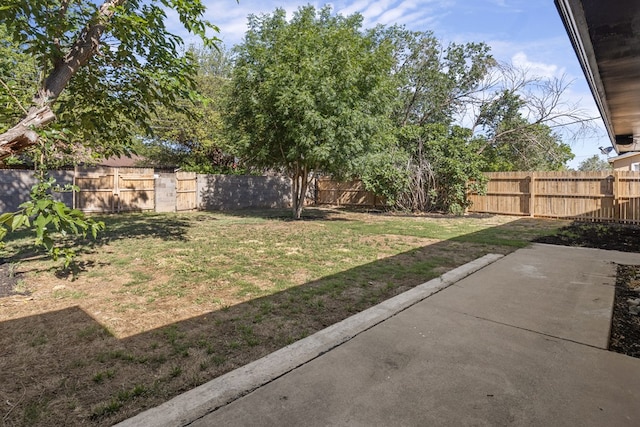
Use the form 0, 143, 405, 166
377, 30, 493, 213
577, 154, 612, 172
391, 28, 495, 127
0, 0, 217, 161
0, 24, 39, 134
477, 117, 574, 171
227, 5, 397, 218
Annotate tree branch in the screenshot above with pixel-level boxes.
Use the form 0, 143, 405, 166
0, 106, 56, 157
36, 0, 126, 106
0, 0, 125, 160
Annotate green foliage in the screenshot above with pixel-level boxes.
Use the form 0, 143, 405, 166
0, 176, 104, 269
386, 31, 492, 213
577, 155, 612, 172
227, 5, 397, 217
471, 69, 579, 172
477, 118, 574, 171
0, 24, 38, 134
398, 124, 487, 215
475, 89, 525, 138
139, 46, 240, 174
0, 134, 104, 268
392, 29, 495, 126
357, 148, 411, 207
0, 0, 217, 160
0, 0, 215, 264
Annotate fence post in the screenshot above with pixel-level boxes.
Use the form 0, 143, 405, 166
614, 171, 620, 220
528, 173, 536, 217
113, 167, 119, 213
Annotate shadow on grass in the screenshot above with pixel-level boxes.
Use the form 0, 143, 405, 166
209, 206, 356, 222
0, 215, 563, 426
0, 213, 195, 269
1, 208, 348, 267
534, 221, 640, 252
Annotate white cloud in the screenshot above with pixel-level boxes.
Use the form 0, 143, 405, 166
337, 0, 372, 16
361, 0, 395, 21
511, 51, 562, 79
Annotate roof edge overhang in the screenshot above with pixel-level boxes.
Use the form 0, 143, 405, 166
554, 0, 617, 147
607, 151, 640, 163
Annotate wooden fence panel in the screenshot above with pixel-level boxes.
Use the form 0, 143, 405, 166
75, 167, 154, 213
75, 168, 115, 213
316, 178, 383, 207
532, 172, 614, 221
616, 171, 640, 223
117, 169, 155, 212
469, 171, 640, 224
176, 171, 197, 211
468, 172, 531, 215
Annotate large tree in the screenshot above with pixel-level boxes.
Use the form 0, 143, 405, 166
227, 5, 397, 218
387, 29, 495, 212
0, 0, 216, 161
470, 64, 593, 170
477, 116, 575, 171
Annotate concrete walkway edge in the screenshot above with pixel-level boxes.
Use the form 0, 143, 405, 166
117, 253, 504, 427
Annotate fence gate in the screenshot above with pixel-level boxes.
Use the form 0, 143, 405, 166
74, 167, 155, 213
176, 172, 197, 211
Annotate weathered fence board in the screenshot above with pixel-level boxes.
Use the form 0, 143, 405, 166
316, 178, 383, 207
176, 172, 197, 211
468, 171, 640, 223
75, 167, 155, 213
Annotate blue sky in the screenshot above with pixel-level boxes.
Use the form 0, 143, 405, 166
170, 0, 610, 168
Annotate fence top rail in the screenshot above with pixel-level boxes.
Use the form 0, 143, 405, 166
483, 171, 640, 177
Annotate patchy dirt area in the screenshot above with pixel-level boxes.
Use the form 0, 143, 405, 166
535, 222, 640, 358
0, 263, 27, 298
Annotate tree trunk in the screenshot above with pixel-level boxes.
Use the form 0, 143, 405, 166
291, 165, 309, 219
0, 0, 125, 160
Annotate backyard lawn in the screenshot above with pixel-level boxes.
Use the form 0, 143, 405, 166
0, 208, 567, 426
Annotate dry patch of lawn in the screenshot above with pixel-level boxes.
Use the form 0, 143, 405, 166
0, 208, 566, 426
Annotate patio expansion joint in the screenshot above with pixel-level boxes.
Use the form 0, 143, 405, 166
451, 309, 609, 351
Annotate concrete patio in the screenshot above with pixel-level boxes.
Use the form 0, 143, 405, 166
119, 243, 640, 427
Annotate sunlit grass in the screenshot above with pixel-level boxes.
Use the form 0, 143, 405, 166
0, 208, 567, 426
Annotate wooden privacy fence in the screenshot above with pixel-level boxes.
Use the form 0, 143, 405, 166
176, 172, 197, 211
316, 178, 383, 207
74, 166, 155, 213
468, 171, 640, 223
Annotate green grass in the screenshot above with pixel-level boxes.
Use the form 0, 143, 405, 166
0, 208, 567, 427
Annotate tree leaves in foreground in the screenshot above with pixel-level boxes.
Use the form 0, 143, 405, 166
0, 0, 217, 161
0, 136, 105, 269
0, 0, 215, 264
228, 5, 397, 218
0, 176, 105, 269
